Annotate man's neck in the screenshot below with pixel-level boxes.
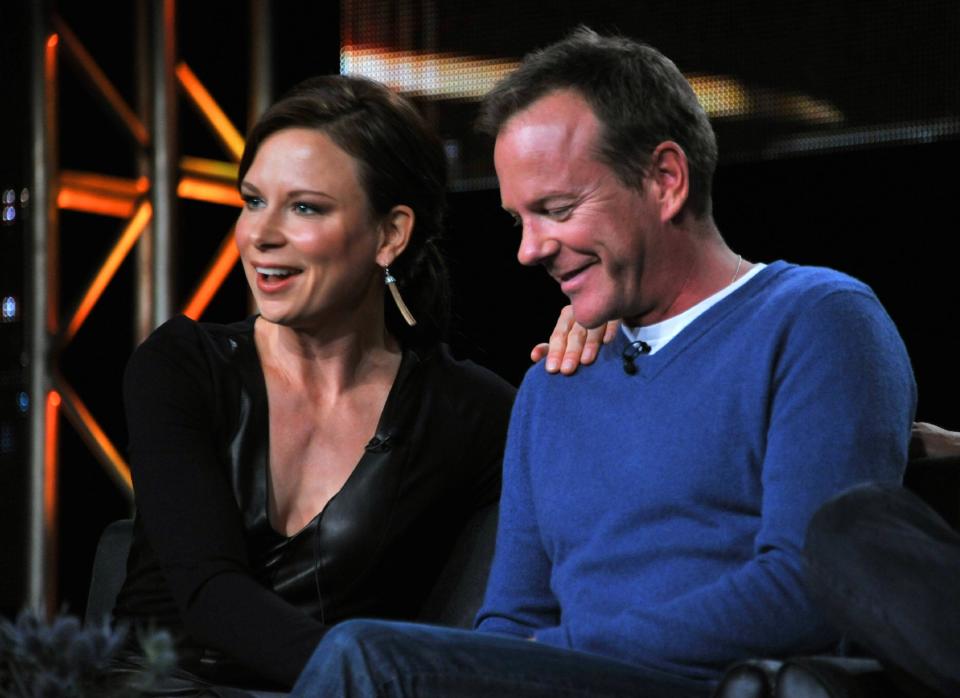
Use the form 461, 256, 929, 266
625, 218, 748, 327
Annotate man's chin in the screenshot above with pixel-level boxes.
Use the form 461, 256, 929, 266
569, 301, 617, 331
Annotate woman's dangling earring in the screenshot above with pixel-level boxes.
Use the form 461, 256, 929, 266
384, 267, 417, 326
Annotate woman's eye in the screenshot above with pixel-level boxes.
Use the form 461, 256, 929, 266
241, 194, 264, 209
293, 202, 321, 215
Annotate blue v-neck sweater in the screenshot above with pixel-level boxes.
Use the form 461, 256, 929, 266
477, 261, 916, 681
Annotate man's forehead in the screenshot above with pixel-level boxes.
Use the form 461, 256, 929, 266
494, 90, 601, 172
497, 90, 597, 145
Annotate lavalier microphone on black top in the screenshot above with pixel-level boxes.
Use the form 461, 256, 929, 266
622, 340, 651, 375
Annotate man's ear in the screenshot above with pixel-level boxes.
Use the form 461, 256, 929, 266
376, 205, 415, 267
648, 141, 690, 223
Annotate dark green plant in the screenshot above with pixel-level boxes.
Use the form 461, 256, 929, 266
0, 608, 176, 697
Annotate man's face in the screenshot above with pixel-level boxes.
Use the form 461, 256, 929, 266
494, 90, 661, 329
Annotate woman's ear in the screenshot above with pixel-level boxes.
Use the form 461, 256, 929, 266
376, 205, 415, 267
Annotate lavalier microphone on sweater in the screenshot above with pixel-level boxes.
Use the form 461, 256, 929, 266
622, 340, 651, 375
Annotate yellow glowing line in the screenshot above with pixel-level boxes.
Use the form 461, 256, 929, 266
175, 62, 245, 161
183, 229, 240, 320
181, 156, 240, 182
341, 45, 518, 100
687, 74, 751, 119
57, 380, 132, 493
178, 176, 244, 207
44, 391, 61, 532
58, 186, 136, 218
64, 201, 152, 343
342, 45, 843, 125
753, 89, 845, 125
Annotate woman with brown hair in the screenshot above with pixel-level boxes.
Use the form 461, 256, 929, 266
112, 75, 515, 694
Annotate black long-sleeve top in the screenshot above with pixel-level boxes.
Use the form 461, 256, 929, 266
113, 315, 514, 688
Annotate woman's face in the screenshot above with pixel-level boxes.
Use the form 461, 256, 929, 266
236, 128, 385, 331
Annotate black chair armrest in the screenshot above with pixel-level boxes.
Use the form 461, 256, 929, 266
713, 658, 782, 698
775, 656, 910, 698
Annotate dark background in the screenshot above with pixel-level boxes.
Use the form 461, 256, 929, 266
1, 0, 958, 618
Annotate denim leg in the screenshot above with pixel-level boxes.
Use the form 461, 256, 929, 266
805, 482, 960, 696
290, 619, 711, 698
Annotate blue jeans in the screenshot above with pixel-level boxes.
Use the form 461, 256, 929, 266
805, 482, 960, 697
290, 620, 712, 697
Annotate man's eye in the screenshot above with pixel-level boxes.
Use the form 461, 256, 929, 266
546, 206, 573, 220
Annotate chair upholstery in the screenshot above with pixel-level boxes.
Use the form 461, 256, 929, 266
417, 501, 498, 628
84, 518, 134, 626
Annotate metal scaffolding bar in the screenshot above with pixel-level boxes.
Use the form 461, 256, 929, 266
27, 1, 58, 615
135, 0, 155, 344
249, 0, 274, 129
151, 0, 177, 328
23, 0, 277, 612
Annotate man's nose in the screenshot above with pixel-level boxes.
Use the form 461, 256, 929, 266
516, 219, 559, 267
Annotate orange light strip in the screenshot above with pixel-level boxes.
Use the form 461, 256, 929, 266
57, 379, 133, 494
182, 229, 240, 320
53, 15, 149, 146
175, 61, 245, 161
178, 176, 244, 207
46, 33, 59, 336
61, 171, 148, 197
57, 186, 136, 218
57, 171, 147, 217
44, 391, 61, 533
63, 201, 152, 343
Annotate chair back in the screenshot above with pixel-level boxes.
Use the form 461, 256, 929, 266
84, 518, 133, 626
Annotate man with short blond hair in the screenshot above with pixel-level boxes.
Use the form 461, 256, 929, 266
290, 28, 915, 698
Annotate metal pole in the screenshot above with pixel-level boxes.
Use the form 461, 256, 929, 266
248, 0, 273, 131
27, 0, 58, 614
135, 0, 154, 343
245, 0, 273, 315
151, 0, 177, 328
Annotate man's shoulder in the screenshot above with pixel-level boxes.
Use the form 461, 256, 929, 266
514, 352, 613, 413
753, 261, 877, 311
